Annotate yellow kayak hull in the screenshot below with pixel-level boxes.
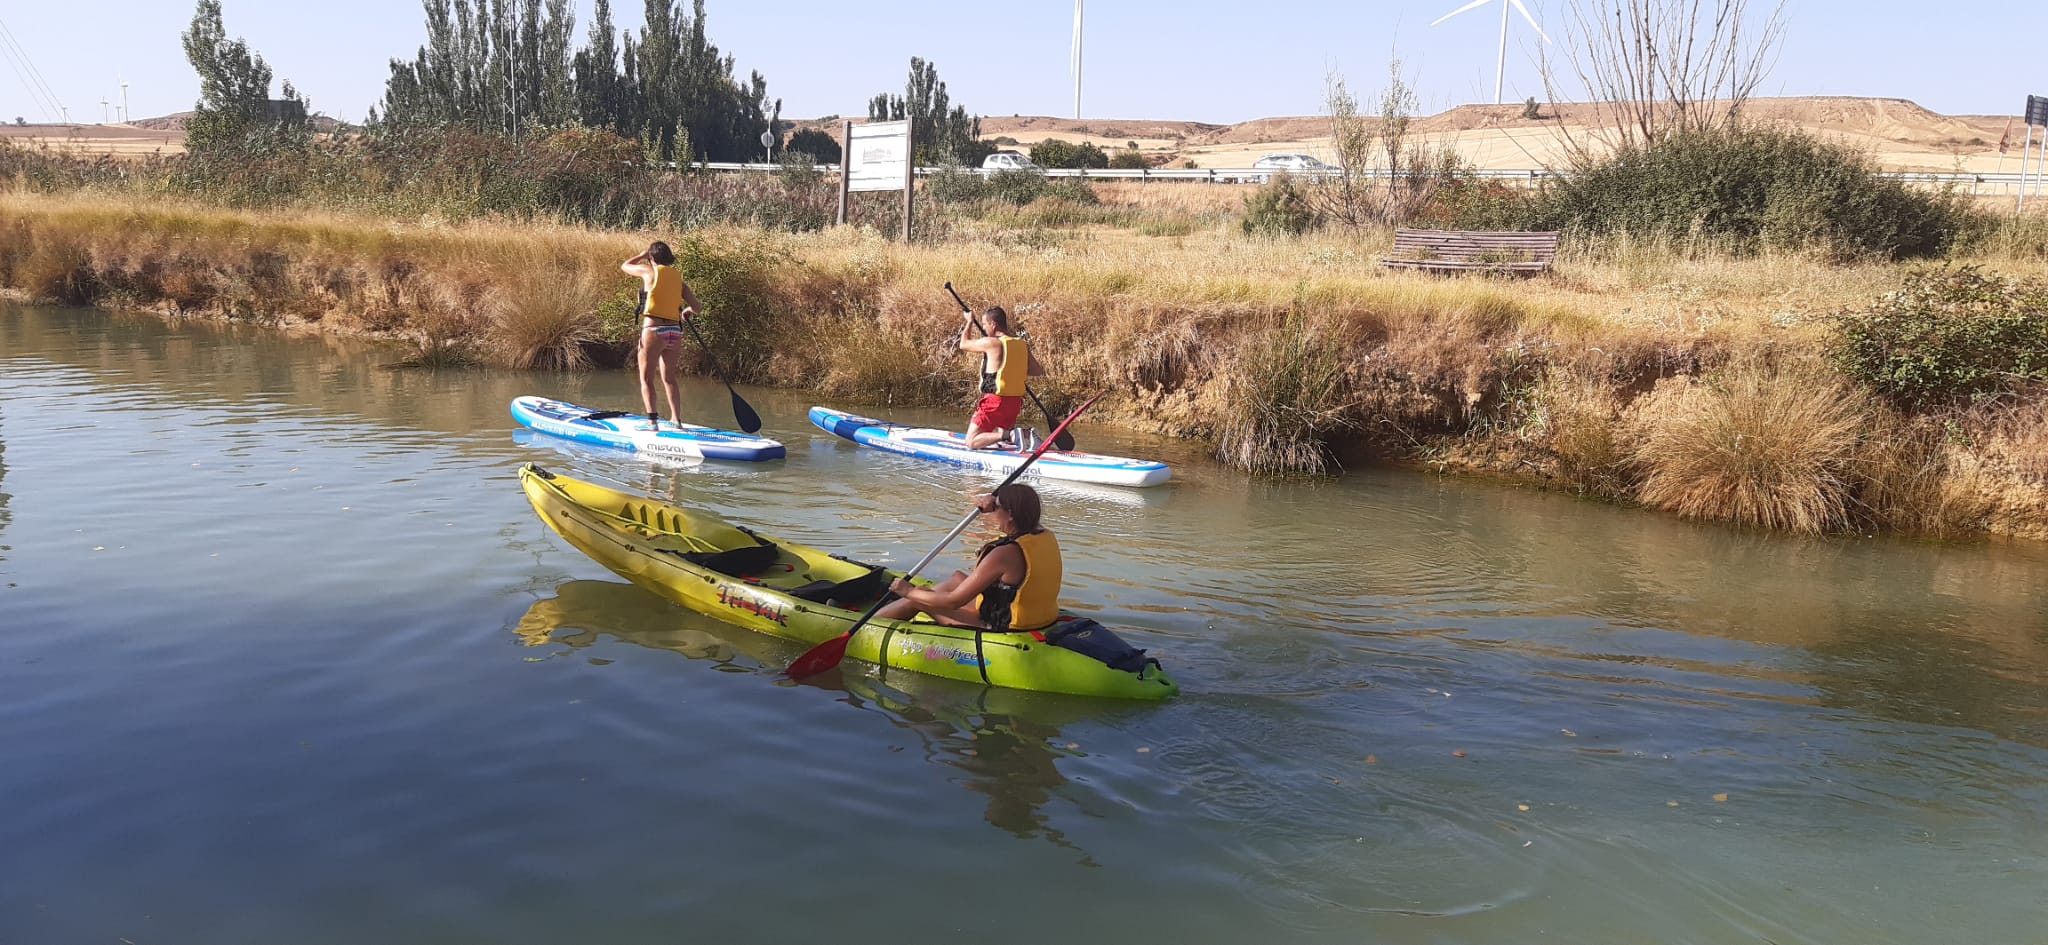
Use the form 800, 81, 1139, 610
518, 464, 1179, 700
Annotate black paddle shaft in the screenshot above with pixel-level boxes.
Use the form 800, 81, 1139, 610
945, 283, 1075, 452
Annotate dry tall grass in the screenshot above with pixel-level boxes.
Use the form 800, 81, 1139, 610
1626, 363, 1867, 534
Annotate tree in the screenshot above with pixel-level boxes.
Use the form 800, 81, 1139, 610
181, 0, 308, 154
572, 0, 624, 132
1542, 0, 1788, 164
378, 0, 772, 161
1312, 62, 1463, 227
869, 57, 989, 165
786, 127, 840, 163
12, 117, 24, 126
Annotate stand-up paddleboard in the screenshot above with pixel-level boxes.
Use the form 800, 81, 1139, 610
808, 406, 1170, 487
511, 396, 785, 462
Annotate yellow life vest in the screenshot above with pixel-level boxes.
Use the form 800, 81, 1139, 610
992, 335, 1029, 396
643, 264, 683, 321
975, 529, 1062, 632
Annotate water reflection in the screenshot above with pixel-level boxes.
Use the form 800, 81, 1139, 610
0, 402, 10, 578
833, 675, 1106, 862
512, 578, 1123, 860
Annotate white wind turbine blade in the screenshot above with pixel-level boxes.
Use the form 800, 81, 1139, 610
1431, 0, 1497, 27
1507, 0, 1552, 43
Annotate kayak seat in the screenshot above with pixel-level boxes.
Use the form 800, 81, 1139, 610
787, 566, 888, 608
665, 528, 782, 578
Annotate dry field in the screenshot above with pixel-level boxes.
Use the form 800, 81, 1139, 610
0, 123, 186, 156
978, 96, 2029, 173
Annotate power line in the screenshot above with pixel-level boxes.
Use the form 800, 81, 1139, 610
0, 42, 59, 121
0, 17, 65, 121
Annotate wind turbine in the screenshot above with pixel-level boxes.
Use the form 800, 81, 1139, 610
100, 98, 109, 124
120, 76, 129, 123
1431, 0, 1550, 106
1071, 0, 1083, 119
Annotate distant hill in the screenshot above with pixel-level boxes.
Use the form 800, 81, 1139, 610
797, 96, 2021, 174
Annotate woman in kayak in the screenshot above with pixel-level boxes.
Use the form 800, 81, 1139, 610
620, 241, 702, 430
876, 482, 1063, 633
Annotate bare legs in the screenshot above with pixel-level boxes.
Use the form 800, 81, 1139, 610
638, 327, 685, 427
965, 421, 1011, 451
875, 570, 988, 627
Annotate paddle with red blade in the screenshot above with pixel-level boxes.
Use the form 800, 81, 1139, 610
783, 391, 1105, 680
946, 282, 1077, 452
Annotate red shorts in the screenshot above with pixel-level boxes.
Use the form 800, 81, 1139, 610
971, 394, 1023, 431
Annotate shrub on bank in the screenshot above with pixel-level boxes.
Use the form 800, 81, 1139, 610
1514, 126, 1965, 260
1240, 175, 1319, 237
1831, 267, 2048, 408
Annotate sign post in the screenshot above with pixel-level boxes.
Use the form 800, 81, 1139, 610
835, 118, 917, 241
2021, 95, 2048, 213
760, 129, 774, 165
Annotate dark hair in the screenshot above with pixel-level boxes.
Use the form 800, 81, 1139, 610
991, 483, 1042, 534
648, 241, 676, 266
983, 305, 1011, 333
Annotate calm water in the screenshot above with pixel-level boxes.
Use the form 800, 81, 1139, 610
3, 303, 2046, 945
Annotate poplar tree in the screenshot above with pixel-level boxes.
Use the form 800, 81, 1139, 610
868, 57, 986, 164
572, 0, 624, 133
181, 0, 308, 153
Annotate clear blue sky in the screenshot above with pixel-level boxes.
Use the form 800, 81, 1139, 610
2, 1, 2042, 126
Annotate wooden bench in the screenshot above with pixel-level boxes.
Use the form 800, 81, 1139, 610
1380, 229, 1560, 275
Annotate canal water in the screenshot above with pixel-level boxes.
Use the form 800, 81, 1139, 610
3, 304, 2045, 945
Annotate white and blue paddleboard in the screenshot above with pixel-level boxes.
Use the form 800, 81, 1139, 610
808, 406, 1171, 488
512, 396, 785, 463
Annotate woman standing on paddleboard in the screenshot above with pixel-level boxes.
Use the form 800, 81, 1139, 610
620, 241, 703, 430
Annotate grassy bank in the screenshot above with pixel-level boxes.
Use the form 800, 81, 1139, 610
2, 190, 2042, 541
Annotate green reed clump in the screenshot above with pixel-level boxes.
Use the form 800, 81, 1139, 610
1215, 304, 1354, 475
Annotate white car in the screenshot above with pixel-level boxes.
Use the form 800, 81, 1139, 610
982, 152, 1041, 172
1251, 153, 1334, 182
1253, 153, 1333, 172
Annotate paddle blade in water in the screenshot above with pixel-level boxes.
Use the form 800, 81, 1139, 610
1051, 429, 1076, 451
731, 391, 763, 434
784, 632, 852, 680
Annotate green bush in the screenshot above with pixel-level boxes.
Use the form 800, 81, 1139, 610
1029, 139, 1078, 168
785, 128, 841, 163
1524, 126, 1965, 260
986, 169, 1052, 206
668, 232, 790, 377
1108, 149, 1149, 170
1044, 178, 1099, 205
1831, 266, 2048, 408
1028, 138, 1109, 170
925, 161, 991, 203
1240, 174, 1319, 237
